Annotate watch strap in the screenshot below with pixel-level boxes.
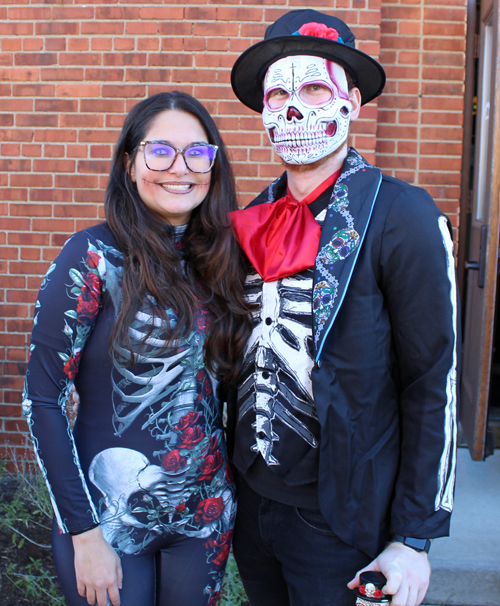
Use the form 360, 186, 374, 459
392, 534, 431, 553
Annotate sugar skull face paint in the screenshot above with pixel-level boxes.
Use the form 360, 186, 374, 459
262, 55, 352, 165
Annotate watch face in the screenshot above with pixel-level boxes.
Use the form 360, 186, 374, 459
393, 535, 431, 553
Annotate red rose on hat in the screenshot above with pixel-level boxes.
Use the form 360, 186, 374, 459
298, 22, 341, 41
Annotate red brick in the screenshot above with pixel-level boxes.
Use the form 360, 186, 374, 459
15, 53, 57, 66
91, 38, 113, 51
0, 247, 18, 260
424, 38, 466, 53
18, 143, 42, 158
46, 38, 66, 51
33, 159, 76, 172
160, 22, 192, 36
34, 129, 77, 143
0, 114, 13, 126
0, 159, 31, 171
36, 22, 79, 36
0, 24, 33, 36
0, 53, 13, 66
217, 7, 263, 20
423, 22, 465, 37
193, 22, 240, 37
0, 189, 28, 201
80, 99, 125, 113
35, 99, 78, 112
85, 68, 124, 81
57, 84, 100, 97
114, 38, 135, 51
52, 6, 95, 20
77, 160, 111, 174
126, 68, 171, 82
68, 38, 89, 52
138, 38, 159, 51
54, 174, 99, 189
0, 67, 39, 81
59, 53, 102, 66
8, 233, 49, 246
140, 6, 184, 19
79, 129, 120, 143
9, 7, 51, 20
2, 39, 22, 52
53, 204, 99, 219
23, 38, 43, 52
81, 22, 124, 36
11, 174, 52, 187
60, 114, 103, 128
41, 68, 84, 81
20, 248, 41, 261
13, 83, 55, 97
67, 145, 88, 158
172, 69, 217, 83
102, 85, 146, 98
185, 6, 217, 20
17, 114, 58, 127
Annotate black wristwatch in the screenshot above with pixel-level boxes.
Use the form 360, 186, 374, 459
392, 535, 431, 553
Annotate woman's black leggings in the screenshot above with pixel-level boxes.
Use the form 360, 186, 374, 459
52, 519, 221, 606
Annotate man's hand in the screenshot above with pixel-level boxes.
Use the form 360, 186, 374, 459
347, 542, 431, 606
72, 526, 123, 606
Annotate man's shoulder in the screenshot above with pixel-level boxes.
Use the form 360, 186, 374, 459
375, 172, 440, 219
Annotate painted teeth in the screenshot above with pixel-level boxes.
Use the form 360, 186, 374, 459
161, 183, 192, 191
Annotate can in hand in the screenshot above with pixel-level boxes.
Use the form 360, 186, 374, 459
354, 571, 391, 605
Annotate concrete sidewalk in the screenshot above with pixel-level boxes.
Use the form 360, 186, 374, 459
423, 448, 500, 606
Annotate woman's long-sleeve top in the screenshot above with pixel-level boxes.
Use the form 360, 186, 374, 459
23, 222, 236, 557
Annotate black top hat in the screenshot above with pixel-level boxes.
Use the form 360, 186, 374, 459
231, 9, 386, 113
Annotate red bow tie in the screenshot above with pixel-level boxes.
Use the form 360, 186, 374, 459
230, 171, 339, 282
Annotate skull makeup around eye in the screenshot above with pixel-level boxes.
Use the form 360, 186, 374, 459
262, 55, 352, 165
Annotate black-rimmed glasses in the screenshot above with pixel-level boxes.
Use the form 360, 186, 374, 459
137, 141, 218, 173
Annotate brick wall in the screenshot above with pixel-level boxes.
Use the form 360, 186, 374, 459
0, 0, 466, 468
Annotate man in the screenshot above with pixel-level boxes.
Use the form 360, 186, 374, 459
228, 9, 459, 606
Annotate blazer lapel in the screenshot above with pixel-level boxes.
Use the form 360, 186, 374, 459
313, 149, 382, 361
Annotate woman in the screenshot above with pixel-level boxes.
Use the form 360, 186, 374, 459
22, 92, 253, 606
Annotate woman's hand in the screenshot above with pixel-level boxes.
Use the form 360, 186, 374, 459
72, 526, 123, 606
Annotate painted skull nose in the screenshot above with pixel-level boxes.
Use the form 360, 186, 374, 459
286, 106, 304, 121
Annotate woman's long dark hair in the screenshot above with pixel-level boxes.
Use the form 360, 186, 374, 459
105, 91, 253, 385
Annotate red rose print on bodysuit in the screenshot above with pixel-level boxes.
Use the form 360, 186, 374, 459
76, 284, 99, 324
197, 452, 223, 481
64, 351, 82, 379
175, 411, 201, 431
85, 272, 102, 296
208, 591, 220, 606
86, 250, 101, 269
161, 450, 187, 472
177, 426, 204, 449
193, 497, 224, 525
175, 503, 187, 513
206, 530, 233, 567
298, 22, 340, 41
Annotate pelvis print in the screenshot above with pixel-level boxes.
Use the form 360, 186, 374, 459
88, 447, 230, 554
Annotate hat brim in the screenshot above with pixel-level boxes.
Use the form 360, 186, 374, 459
231, 36, 386, 113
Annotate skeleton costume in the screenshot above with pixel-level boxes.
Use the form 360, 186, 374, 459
23, 223, 235, 606
229, 10, 459, 606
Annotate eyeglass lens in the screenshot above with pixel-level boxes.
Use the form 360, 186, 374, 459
143, 143, 216, 173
